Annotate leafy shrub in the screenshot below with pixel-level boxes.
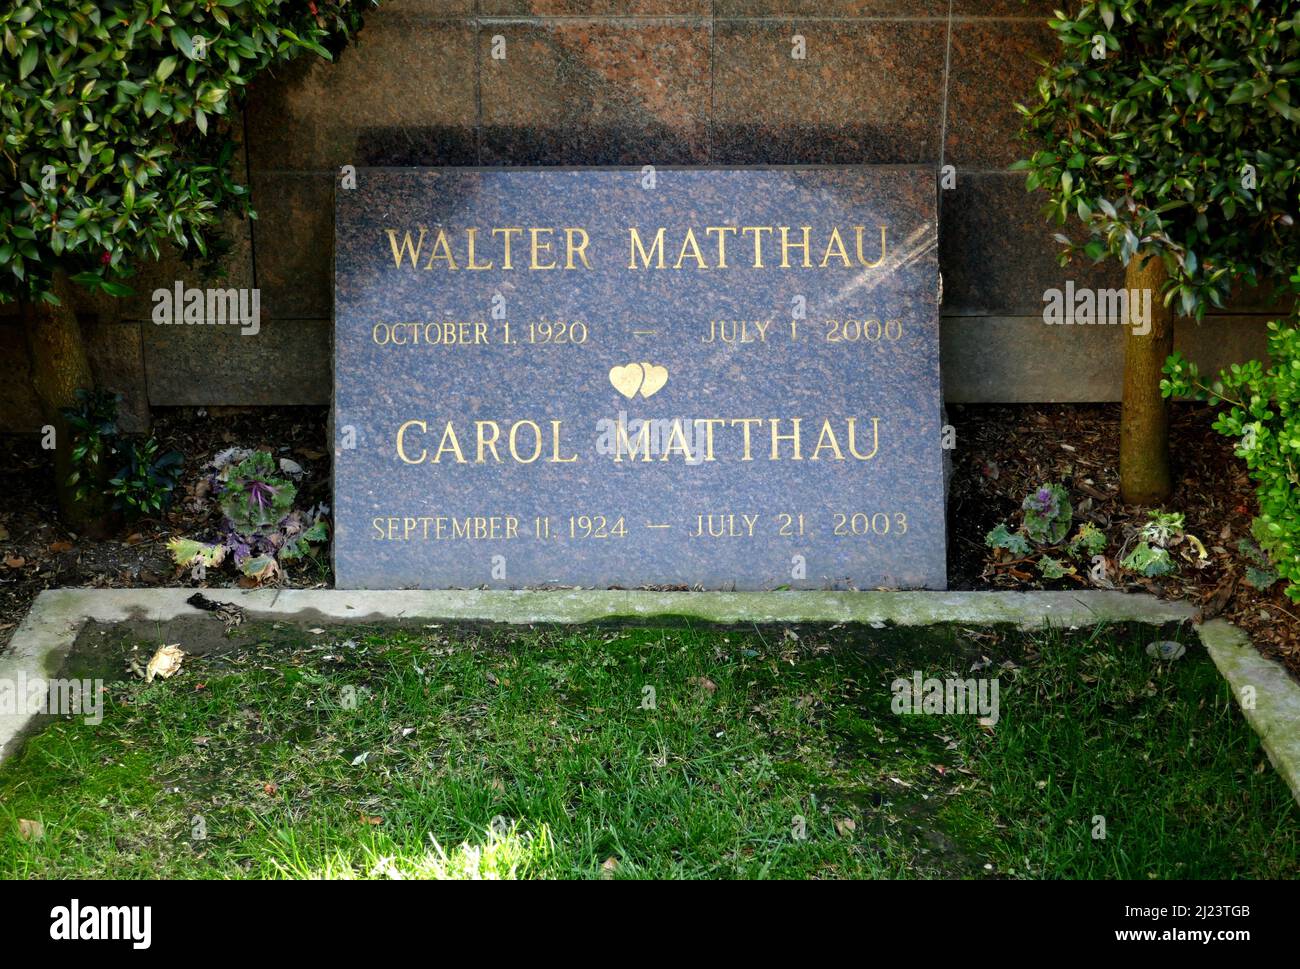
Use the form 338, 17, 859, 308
62, 388, 121, 504
1, 0, 371, 304
62, 388, 182, 519
1011, 0, 1300, 317
1163, 314, 1300, 600
108, 436, 184, 518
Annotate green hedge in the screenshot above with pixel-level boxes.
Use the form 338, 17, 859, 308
0, 0, 369, 304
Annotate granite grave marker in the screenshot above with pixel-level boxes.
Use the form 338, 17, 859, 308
334, 167, 944, 589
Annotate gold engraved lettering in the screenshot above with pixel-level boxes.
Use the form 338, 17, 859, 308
628, 227, 666, 269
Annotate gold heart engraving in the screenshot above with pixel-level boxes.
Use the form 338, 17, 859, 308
609, 363, 645, 400
639, 362, 668, 398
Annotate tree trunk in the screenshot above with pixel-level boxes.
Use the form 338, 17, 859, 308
1119, 252, 1174, 506
21, 269, 104, 531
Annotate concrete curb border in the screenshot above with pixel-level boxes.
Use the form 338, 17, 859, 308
1199, 619, 1300, 808
1, 589, 1296, 805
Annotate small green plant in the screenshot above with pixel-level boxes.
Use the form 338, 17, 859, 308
1139, 511, 1186, 548
108, 438, 184, 519
1163, 311, 1300, 601
986, 522, 1031, 557
61, 389, 121, 504
1119, 541, 1174, 578
1238, 538, 1280, 591
1037, 556, 1074, 580
1068, 522, 1107, 558
1118, 509, 1200, 579
62, 389, 181, 521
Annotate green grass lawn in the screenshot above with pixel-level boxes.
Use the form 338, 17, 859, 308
0, 619, 1295, 879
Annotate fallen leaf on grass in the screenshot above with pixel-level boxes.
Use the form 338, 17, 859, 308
834, 818, 857, 837
688, 676, 717, 694
145, 644, 185, 683
263, 782, 278, 796
49, 540, 73, 553
3, 555, 25, 569
17, 819, 44, 841
359, 813, 384, 826
600, 857, 619, 880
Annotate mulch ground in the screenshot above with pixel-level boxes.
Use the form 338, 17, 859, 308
948, 402, 1300, 677
0, 406, 331, 651
0, 403, 1296, 679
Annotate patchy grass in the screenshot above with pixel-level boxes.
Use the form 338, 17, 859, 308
0, 621, 1294, 879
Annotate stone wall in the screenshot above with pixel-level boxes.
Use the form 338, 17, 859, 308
0, 1, 1281, 431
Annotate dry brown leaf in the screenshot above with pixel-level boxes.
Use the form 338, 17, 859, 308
359, 813, 384, 826
145, 644, 185, 683
834, 818, 857, 837
3, 555, 25, 569
17, 818, 44, 841
49, 540, 74, 553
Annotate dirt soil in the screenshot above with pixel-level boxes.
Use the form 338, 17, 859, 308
0, 406, 330, 650
0, 401, 1295, 679
948, 401, 1299, 677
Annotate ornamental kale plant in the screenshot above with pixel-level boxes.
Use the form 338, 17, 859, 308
1023, 483, 1073, 545
220, 451, 293, 532
168, 449, 327, 582
986, 482, 1104, 580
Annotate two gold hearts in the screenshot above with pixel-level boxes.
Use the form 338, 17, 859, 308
609, 362, 668, 400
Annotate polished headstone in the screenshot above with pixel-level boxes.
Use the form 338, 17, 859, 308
334, 167, 944, 589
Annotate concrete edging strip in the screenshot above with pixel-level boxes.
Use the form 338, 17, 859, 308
1, 589, 1296, 805
1199, 618, 1300, 808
